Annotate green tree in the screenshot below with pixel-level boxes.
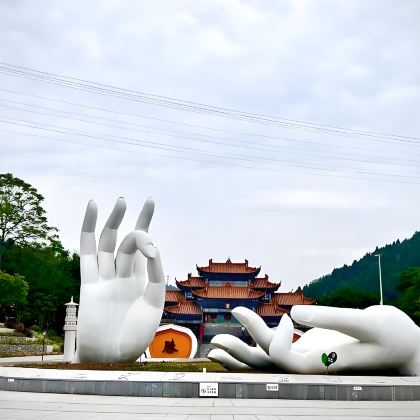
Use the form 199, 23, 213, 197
2, 243, 80, 330
396, 267, 420, 324
0, 173, 58, 267
317, 287, 380, 309
0, 270, 28, 321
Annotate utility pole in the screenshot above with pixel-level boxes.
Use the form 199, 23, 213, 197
374, 254, 383, 305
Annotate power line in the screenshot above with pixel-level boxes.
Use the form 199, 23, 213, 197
1, 116, 419, 181
1, 100, 420, 170
0, 87, 394, 154
0, 62, 418, 143
2, 126, 420, 185
4, 87, 420, 159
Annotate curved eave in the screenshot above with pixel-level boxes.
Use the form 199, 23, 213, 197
164, 290, 184, 304
164, 302, 202, 316
304, 297, 316, 305
191, 290, 266, 299
196, 265, 261, 276
175, 279, 206, 291
256, 303, 288, 317
251, 284, 280, 292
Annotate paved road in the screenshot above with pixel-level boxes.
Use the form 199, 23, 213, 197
0, 391, 419, 420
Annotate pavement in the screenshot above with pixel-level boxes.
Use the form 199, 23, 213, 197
0, 390, 419, 419
0, 355, 63, 365
1, 360, 419, 417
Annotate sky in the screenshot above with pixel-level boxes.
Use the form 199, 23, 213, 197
1, 0, 420, 291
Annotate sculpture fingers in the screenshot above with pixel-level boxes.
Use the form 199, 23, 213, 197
115, 230, 156, 279
118, 248, 165, 361
98, 197, 127, 280
207, 349, 253, 371
231, 307, 274, 353
211, 334, 274, 370
291, 305, 373, 343
269, 314, 307, 373
133, 198, 155, 289
135, 197, 155, 232
80, 200, 98, 283
143, 247, 166, 308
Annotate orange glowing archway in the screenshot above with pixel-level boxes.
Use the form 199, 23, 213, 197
146, 324, 198, 359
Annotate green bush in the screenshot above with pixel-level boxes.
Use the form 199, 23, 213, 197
31, 325, 41, 332
46, 335, 63, 344
46, 329, 57, 337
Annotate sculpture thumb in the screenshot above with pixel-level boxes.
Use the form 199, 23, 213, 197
232, 306, 274, 353
269, 314, 303, 372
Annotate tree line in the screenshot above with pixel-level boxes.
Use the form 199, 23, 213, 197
0, 173, 80, 334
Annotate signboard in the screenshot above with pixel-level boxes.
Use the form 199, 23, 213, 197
199, 382, 219, 397
353, 386, 362, 391
266, 383, 279, 391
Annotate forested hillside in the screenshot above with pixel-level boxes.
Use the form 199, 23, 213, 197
303, 231, 420, 301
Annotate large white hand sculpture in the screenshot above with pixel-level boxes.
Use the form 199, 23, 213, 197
74, 197, 165, 363
209, 305, 420, 375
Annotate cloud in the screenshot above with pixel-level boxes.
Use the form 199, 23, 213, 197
1, 0, 420, 291
242, 189, 391, 211
300, 247, 367, 259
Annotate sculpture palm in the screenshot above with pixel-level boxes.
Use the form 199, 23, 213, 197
209, 305, 420, 375
74, 197, 165, 363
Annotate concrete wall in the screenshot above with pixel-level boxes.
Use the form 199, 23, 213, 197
0, 377, 419, 400
0, 344, 44, 353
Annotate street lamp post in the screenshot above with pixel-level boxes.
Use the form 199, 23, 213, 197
41, 331, 46, 362
374, 254, 384, 305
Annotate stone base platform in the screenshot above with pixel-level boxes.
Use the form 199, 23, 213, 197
0, 367, 419, 401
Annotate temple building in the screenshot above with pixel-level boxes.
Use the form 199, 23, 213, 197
163, 259, 315, 343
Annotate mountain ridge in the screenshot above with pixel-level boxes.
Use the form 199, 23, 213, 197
303, 230, 420, 300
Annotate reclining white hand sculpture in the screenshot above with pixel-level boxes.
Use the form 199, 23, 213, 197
74, 197, 165, 363
209, 305, 420, 375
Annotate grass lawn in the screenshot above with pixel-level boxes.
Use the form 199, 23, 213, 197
15, 360, 227, 372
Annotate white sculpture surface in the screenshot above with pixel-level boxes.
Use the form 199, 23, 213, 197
74, 197, 165, 363
209, 305, 420, 375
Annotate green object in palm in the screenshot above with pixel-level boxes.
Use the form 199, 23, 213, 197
322, 352, 337, 367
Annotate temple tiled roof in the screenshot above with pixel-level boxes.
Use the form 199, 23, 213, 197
176, 277, 206, 289
197, 258, 260, 274
165, 301, 202, 315
271, 291, 316, 306
192, 284, 265, 299
251, 275, 280, 290
256, 303, 288, 317
165, 290, 184, 303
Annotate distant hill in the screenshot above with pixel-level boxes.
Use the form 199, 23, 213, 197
303, 231, 420, 301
